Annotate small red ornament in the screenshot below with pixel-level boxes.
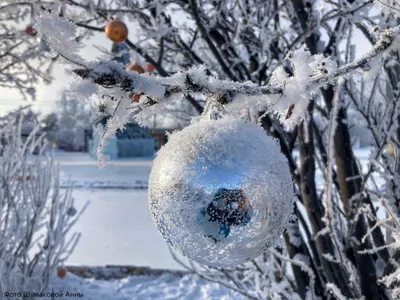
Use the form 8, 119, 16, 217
57, 267, 67, 278
25, 25, 37, 36
145, 64, 155, 73
126, 64, 145, 74
131, 94, 141, 103
105, 20, 128, 43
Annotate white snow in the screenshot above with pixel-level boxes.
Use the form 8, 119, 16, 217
53, 151, 181, 270
48, 272, 244, 300
56, 151, 152, 189
66, 189, 183, 270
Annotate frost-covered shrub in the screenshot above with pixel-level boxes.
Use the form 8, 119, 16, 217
0, 110, 84, 297
380, 233, 400, 299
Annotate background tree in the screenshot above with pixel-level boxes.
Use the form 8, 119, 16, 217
0, 4, 87, 297
0, 107, 86, 298
40, 111, 59, 145
55, 89, 93, 151
0, 1, 59, 99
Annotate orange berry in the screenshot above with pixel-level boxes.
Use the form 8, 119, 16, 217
145, 64, 155, 73
126, 64, 145, 74
105, 20, 128, 43
57, 267, 67, 278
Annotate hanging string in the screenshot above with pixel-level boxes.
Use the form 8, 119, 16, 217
193, 97, 231, 123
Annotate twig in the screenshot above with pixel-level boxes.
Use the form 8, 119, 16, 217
71, 26, 400, 108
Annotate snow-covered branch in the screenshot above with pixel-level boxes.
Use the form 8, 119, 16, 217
71, 25, 400, 111
73, 62, 281, 102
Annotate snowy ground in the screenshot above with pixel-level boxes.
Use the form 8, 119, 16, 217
48, 148, 380, 299
67, 189, 183, 270
57, 151, 152, 189
54, 151, 184, 270
47, 272, 243, 300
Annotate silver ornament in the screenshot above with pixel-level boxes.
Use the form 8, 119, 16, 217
149, 117, 294, 267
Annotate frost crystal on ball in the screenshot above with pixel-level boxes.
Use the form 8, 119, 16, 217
148, 117, 295, 267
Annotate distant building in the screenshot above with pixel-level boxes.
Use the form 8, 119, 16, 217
88, 114, 180, 159
150, 128, 169, 149
88, 115, 157, 159
148, 113, 179, 149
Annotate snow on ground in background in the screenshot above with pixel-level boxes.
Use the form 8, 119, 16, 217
48, 272, 243, 300
67, 190, 186, 270
55, 151, 189, 270
55, 151, 153, 189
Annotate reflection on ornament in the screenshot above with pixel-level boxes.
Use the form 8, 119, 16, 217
148, 117, 294, 267
197, 188, 253, 243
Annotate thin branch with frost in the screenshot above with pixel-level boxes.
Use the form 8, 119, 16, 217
71, 25, 400, 109
73, 62, 282, 104
319, 80, 351, 273
0, 109, 86, 295
171, 249, 259, 300
326, 283, 349, 300
269, 249, 316, 300
33, 11, 86, 67
188, 267, 258, 300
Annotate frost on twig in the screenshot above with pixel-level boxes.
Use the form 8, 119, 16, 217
34, 10, 85, 66
326, 283, 349, 300
72, 62, 281, 105
71, 25, 400, 129
374, 0, 400, 17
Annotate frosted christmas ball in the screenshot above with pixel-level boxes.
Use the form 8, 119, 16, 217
148, 117, 294, 267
